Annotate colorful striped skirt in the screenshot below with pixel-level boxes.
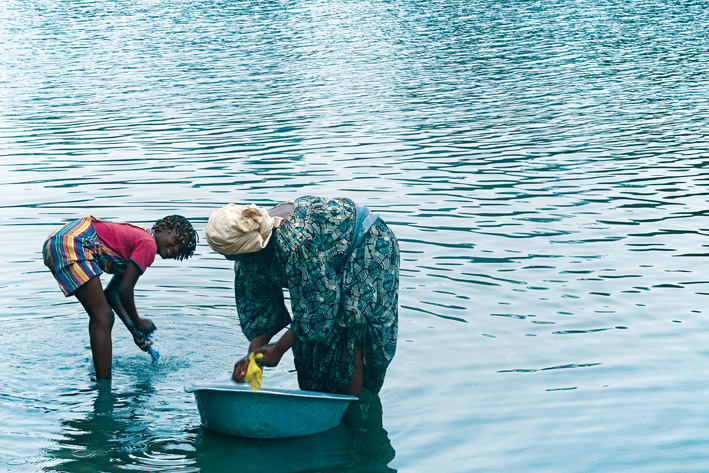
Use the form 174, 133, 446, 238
43, 216, 103, 296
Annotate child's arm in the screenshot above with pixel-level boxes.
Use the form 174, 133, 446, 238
105, 262, 155, 349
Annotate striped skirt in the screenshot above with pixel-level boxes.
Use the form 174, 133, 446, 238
43, 216, 103, 296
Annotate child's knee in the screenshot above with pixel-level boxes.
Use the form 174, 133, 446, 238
89, 309, 115, 329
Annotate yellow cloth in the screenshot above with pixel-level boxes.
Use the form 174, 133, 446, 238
205, 203, 284, 255
244, 352, 264, 391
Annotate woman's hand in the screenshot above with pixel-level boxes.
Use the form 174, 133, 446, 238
231, 345, 282, 383
258, 343, 283, 367
232, 332, 293, 382
232, 355, 251, 383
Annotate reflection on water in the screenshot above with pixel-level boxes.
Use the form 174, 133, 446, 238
43, 384, 393, 473
192, 393, 394, 473
44, 382, 166, 472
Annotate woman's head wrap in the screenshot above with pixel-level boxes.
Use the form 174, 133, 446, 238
205, 204, 283, 255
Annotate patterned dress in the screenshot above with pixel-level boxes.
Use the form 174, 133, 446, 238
233, 196, 399, 395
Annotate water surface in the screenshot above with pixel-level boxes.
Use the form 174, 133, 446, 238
2, 0, 709, 471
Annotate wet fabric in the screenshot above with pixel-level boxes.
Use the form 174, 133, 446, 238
233, 196, 399, 395
350, 204, 380, 254
245, 352, 264, 390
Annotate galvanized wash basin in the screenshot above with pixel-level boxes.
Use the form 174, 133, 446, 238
185, 382, 357, 439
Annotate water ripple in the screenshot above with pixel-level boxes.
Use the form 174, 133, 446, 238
3, 0, 709, 471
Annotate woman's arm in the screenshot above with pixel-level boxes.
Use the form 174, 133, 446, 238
259, 330, 294, 366
248, 334, 271, 354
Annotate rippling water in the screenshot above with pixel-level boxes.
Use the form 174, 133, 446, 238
2, 0, 709, 471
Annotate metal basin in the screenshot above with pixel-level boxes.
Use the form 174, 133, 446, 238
185, 382, 357, 439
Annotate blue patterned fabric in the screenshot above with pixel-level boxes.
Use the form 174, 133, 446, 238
233, 196, 399, 395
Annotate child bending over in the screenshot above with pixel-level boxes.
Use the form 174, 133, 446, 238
43, 215, 197, 380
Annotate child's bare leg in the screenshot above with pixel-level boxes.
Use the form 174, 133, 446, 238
349, 346, 364, 396
73, 277, 115, 380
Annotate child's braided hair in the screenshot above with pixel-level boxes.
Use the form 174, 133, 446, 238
153, 215, 198, 260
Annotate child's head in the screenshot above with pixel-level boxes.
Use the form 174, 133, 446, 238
153, 215, 198, 260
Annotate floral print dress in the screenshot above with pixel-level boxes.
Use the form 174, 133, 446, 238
232, 196, 399, 395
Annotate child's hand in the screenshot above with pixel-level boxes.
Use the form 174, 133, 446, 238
132, 331, 153, 351
135, 317, 156, 336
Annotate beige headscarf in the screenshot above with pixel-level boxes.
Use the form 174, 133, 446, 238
205, 203, 284, 255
